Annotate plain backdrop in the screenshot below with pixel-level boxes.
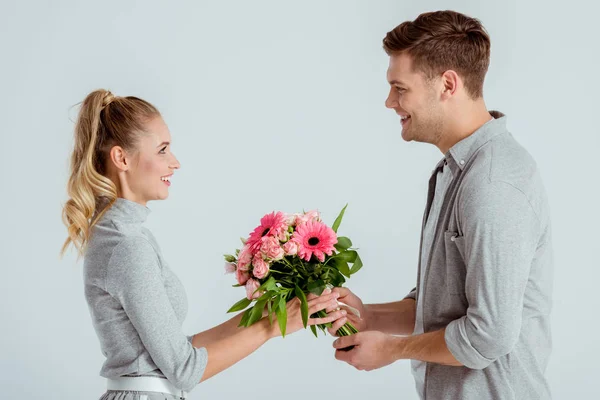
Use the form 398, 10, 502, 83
1, 0, 598, 398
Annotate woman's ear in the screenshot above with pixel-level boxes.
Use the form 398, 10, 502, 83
109, 146, 130, 172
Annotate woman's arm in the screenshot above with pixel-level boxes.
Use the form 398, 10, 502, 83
189, 312, 244, 348
195, 293, 345, 382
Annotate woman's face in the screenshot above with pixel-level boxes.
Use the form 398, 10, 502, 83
121, 116, 180, 205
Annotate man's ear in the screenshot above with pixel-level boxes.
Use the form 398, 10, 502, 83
440, 70, 461, 99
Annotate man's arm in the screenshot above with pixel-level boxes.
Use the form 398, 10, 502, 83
365, 298, 416, 335
334, 180, 540, 371
328, 288, 416, 336
333, 329, 462, 371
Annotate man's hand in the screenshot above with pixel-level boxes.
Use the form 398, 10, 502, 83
332, 331, 400, 371
326, 287, 368, 336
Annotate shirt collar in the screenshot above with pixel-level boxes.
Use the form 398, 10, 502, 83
103, 197, 151, 224
445, 110, 508, 173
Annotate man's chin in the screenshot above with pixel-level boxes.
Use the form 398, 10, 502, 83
401, 128, 413, 142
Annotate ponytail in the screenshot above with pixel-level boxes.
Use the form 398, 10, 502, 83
61, 89, 159, 258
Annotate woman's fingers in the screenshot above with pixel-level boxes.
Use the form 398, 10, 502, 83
307, 295, 339, 315
308, 309, 347, 326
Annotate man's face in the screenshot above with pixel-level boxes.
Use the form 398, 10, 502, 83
385, 53, 445, 145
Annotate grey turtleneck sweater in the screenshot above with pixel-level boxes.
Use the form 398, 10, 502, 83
83, 198, 207, 392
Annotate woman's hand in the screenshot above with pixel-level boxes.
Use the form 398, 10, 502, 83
270, 290, 347, 338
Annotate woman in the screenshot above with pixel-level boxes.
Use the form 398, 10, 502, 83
61, 90, 348, 400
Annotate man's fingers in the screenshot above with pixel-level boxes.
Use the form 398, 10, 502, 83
333, 334, 359, 349
327, 317, 348, 335
332, 286, 351, 299
307, 287, 332, 302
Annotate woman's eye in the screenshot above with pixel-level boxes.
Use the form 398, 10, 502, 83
159, 146, 167, 154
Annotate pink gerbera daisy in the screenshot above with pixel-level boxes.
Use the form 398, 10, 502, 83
247, 211, 289, 251
292, 220, 338, 263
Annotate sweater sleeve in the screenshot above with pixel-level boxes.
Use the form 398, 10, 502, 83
106, 236, 207, 391
444, 181, 539, 370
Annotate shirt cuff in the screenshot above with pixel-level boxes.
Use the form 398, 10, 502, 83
445, 317, 494, 370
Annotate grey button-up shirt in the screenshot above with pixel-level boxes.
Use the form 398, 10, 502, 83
405, 111, 553, 400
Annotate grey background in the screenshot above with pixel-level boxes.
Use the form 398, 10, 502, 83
1, 0, 598, 398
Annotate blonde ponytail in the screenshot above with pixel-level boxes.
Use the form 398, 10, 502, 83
61, 89, 159, 258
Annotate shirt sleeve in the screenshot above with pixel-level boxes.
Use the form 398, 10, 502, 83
404, 287, 417, 301
106, 236, 207, 391
444, 180, 540, 370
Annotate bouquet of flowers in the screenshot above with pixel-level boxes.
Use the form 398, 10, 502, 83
224, 205, 362, 338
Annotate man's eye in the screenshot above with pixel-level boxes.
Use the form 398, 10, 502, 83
396, 87, 405, 93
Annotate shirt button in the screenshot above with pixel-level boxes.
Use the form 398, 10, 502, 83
460, 160, 465, 165
450, 235, 456, 242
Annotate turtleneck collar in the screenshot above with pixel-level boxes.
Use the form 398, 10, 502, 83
103, 197, 151, 224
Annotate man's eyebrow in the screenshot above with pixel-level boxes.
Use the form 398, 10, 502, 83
388, 79, 407, 86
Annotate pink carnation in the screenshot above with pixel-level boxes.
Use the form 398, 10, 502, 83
283, 240, 299, 256
236, 268, 251, 285
260, 236, 284, 261
252, 254, 270, 279
237, 245, 253, 271
295, 210, 321, 226
224, 262, 236, 274
245, 278, 262, 300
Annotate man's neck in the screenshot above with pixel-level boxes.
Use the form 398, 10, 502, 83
436, 101, 492, 154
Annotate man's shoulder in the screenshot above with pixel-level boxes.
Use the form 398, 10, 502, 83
461, 132, 541, 194
456, 132, 549, 223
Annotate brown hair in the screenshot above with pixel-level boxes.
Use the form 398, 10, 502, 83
383, 10, 491, 98
60, 89, 160, 258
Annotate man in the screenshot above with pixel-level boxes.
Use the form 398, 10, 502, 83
329, 10, 553, 400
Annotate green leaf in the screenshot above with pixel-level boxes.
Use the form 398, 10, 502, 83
337, 250, 357, 263
310, 324, 318, 338
294, 286, 309, 328
267, 298, 273, 325
331, 204, 348, 233
224, 254, 236, 263
276, 297, 287, 337
307, 279, 326, 296
258, 276, 277, 292
238, 308, 252, 327
350, 253, 363, 275
227, 297, 251, 313
248, 299, 267, 326
331, 257, 351, 278
334, 236, 352, 251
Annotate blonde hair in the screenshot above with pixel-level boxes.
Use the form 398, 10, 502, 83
60, 89, 160, 258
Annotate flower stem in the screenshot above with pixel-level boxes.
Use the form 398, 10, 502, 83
314, 310, 358, 337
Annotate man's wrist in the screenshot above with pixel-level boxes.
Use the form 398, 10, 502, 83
363, 304, 373, 330
390, 335, 406, 361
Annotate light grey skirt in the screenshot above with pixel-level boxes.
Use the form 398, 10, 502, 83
99, 390, 180, 400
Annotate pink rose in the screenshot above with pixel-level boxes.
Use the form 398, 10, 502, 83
252, 254, 270, 279
236, 268, 250, 285
224, 262, 236, 274
245, 278, 262, 300
260, 236, 285, 261
283, 240, 299, 256
238, 245, 252, 271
